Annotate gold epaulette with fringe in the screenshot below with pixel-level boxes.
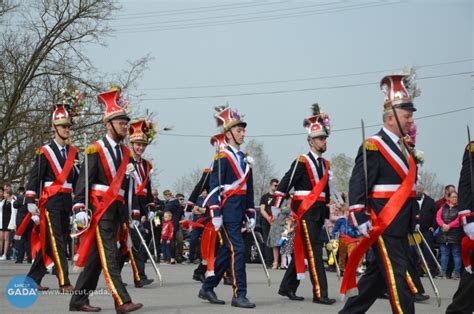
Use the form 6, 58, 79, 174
364, 141, 378, 151
35, 148, 44, 155
467, 142, 474, 152
297, 155, 306, 163
85, 145, 98, 155
213, 152, 226, 160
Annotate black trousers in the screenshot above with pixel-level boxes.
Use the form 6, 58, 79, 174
27, 208, 70, 286
117, 226, 147, 282
446, 271, 474, 313
339, 235, 414, 314
70, 217, 131, 307
15, 222, 32, 263
279, 218, 329, 299
261, 221, 273, 265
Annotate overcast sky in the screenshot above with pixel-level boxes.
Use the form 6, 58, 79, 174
86, 0, 473, 194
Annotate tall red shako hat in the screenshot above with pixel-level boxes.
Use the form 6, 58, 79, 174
380, 70, 419, 112
214, 105, 246, 133
52, 104, 72, 126
98, 87, 130, 123
129, 118, 156, 145
303, 103, 331, 138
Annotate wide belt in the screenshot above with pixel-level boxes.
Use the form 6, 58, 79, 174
369, 184, 416, 199
293, 190, 326, 202
91, 184, 125, 202
44, 181, 73, 193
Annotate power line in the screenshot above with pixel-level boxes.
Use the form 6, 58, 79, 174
114, 1, 287, 19
115, 2, 338, 29
133, 58, 474, 91
114, 2, 398, 34
138, 71, 473, 101
159, 106, 474, 138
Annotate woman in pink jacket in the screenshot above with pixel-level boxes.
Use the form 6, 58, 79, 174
436, 191, 462, 279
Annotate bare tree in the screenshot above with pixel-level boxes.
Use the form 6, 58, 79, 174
172, 167, 204, 197
0, 0, 151, 186
330, 153, 354, 195
243, 139, 277, 202
419, 170, 444, 199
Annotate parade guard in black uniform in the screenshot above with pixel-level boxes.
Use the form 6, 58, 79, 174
198, 106, 257, 309
340, 74, 420, 314
274, 104, 336, 305
69, 88, 142, 313
25, 99, 80, 293
119, 118, 156, 288
446, 139, 474, 313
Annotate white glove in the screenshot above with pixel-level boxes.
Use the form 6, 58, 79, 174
130, 220, 140, 228
126, 163, 135, 176
247, 218, 256, 230
212, 216, 223, 231
148, 211, 155, 221
357, 220, 372, 238
414, 224, 420, 232
75, 211, 89, 228
31, 215, 40, 225
27, 203, 39, 215
464, 222, 474, 241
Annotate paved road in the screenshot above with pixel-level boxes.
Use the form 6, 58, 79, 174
0, 260, 460, 313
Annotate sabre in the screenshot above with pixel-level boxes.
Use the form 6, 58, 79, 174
416, 229, 442, 273
147, 169, 159, 262
248, 222, 271, 286
324, 224, 341, 278
410, 234, 441, 307
361, 120, 369, 213
132, 221, 163, 286
467, 126, 474, 211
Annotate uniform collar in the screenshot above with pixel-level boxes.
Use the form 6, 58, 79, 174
382, 126, 400, 147
309, 150, 322, 162
53, 139, 66, 151
105, 134, 120, 148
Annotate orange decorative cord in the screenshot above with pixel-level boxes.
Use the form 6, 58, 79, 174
302, 220, 320, 299
45, 210, 65, 286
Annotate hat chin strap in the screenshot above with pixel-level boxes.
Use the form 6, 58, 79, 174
53, 124, 69, 142
109, 121, 125, 142
229, 128, 244, 146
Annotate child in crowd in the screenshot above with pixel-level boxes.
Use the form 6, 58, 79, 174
161, 211, 174, 264
279, 215, 295, 270
332, 203, 360, 276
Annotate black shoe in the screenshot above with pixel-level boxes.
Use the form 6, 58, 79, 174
278, 290, 304, 301
198, 289, 225, 305
193, 273, 205, 282
313, 297, 336, 305
134, 278, 154, 288
15, 260, 23, 264
414, 293, 430, 302
231, 296, 256, 308
223, 277, 233, 286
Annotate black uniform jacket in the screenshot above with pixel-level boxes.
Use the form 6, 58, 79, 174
25, 140, 79, 211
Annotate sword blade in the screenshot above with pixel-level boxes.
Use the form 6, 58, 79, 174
133, 222, 163, 286
250, 227, 271, 286
361, 120, 368, 210
467, 125, 474, 210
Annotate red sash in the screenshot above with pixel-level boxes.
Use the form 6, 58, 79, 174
340, 153, 416, 296
293, 159, 330, 278
135, 160, 151, 196
14, 212, 32, 239
38, 145, 77, 267
461, 236, 474, 272
75, 143, 130, 269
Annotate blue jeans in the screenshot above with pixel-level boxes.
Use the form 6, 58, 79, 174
161, 241, 171, 261
440, 243, 461, 274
